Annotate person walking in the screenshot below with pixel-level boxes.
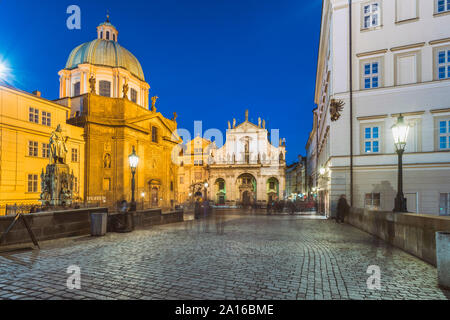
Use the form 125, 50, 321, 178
336, 194, 350, 223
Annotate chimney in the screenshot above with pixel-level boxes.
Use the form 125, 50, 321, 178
32, 90, 41, 97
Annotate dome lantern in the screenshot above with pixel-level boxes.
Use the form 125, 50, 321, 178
97, 13, 118, 42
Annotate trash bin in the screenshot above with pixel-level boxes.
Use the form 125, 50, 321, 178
91, 211, 108, 236
436, 231, 450, 289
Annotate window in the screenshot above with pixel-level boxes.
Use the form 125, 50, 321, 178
99, 80, 111, 97
151, 126, 158, 143
436, 0, 450, 13
29, 107, 39, 123
100, 31, 103, 39
365, 193, 381, 209
74, 177, 79, 194
364, 126, 380, 153
363, 61, 380, 89
73, 82, 80, 96
28, 141, 38, 157
440, 193, 450, 215
42, 143, 50, 158
439, 119, 450, 150
113, 34, 116, 42
194, 148, 203, 155
194, 160, 203, 166
71, 148, 78, 162
106, 31, 110, 40
269, 182, 275, 190
42, 111, 51, 126
219, 181, 225, 190
396, 53, 418, 85
362, 2, 380, 29
396, 0, 417, 22
27, 174, 38, 193
130, 88, 137, 103
437, 48, 450, 80
170, 181, 174, 191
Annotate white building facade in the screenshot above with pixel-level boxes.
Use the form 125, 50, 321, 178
307, 0, 450, 217
207, 110, 286, 206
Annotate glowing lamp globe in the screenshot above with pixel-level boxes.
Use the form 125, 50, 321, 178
392, 114, 409, 152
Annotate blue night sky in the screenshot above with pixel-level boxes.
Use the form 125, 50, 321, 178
0, 0, 322, 163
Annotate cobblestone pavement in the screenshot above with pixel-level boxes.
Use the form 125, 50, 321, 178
0, 211, 449, 300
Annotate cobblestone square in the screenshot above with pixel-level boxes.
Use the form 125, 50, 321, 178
0, 212, 449, 300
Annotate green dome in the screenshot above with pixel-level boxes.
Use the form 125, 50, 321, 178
65, 39, 145, 81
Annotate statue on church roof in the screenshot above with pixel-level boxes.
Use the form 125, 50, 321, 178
151, 96, 159, 112
258, 117, 261, 128
245, 109, 249, 121
262, 119, 266, 129
171, 112, 178, 121
232, 118, 236, 128
228, 121, 231, 129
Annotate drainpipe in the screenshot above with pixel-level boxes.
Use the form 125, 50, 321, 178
349, 0, 354, 207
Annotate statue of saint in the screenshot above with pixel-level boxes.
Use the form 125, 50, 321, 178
171, 112, 178, 121
104, 153, 111, 168
258, 117, 261, 128
89, 75, 96, 94
123, 81, 129, 99
262, 119, 266, 129
50, 124, 69, 164
228, 121, 231, 129
151, 96, 159, 112
232, 118, 236, 128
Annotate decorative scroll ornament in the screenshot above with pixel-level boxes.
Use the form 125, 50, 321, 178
330, 99, 345, 122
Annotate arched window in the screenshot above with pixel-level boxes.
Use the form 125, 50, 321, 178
100, 31, 103, 39
113, 34, 116, 41
106, 31, 110, 40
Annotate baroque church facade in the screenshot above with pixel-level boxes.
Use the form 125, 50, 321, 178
57, 17, 181, 209
206, 110, 286, 206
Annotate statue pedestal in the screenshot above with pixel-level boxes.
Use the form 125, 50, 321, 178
40, 163, 74, 207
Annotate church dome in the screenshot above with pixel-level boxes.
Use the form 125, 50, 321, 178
65, 39, 145, 81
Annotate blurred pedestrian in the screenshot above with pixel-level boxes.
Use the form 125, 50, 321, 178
215, 210, 225, 235
336, 194, 349, 223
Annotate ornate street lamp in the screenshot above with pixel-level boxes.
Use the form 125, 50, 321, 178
128, 146, 139, 211
392, 114, 409, 212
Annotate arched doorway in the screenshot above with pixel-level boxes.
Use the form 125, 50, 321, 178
267, 177, 279, 202
215, 178, 226, 205
237, 173, 256, 206
148, 179, 161, 207
151, 187, 159, 207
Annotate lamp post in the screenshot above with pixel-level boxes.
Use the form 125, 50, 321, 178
392, 114, 410, 213
204, 182, 209, 202
128, 146, 139, 211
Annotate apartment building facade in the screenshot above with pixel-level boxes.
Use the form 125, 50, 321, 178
307, 0, 450, 217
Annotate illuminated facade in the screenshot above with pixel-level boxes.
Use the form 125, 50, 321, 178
307, 0, 450, 216
177, 136, 212, 204
207, 110, 286, 206
58, 17, 181, 209
0, 84, 85, 210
